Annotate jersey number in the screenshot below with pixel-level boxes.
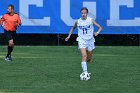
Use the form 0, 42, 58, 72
83, 28, 87, 34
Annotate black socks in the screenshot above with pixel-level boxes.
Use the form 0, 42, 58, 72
7, 46, 13, 56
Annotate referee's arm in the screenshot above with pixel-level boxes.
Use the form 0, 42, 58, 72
0, 15, 5, 25
16, 15, 22, 26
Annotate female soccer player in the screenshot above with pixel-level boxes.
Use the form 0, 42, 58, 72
65, 7, 102, 77
0, 4, 21, 61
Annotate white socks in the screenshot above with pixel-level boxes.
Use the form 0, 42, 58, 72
81, 62, 88, 73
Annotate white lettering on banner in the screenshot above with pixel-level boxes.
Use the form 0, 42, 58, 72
107, 0, 140, 26
19, 0, 50, 26
61, 0, 96, 26
0, 0, 138, 27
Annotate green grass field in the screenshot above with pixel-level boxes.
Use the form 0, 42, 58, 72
0, 46, 140, 93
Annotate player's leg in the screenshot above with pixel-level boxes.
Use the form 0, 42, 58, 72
87, 50, 93, 62
80, 48, 87, 62
80, 48, 88, 73
87, 38, 95, 63
80, 48, 91, 80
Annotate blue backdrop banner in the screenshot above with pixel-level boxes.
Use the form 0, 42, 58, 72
0, 0, 140, 34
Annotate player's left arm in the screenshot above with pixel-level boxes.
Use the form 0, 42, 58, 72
92, 19, 102, 36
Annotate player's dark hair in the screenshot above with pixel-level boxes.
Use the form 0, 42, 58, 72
80, 7, 88, 13
8, 4, 14, 10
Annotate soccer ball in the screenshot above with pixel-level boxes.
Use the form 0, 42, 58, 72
80, 72, 91, 81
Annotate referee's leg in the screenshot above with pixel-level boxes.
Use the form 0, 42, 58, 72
4, 31, 15, 61
7, 39, 14, 56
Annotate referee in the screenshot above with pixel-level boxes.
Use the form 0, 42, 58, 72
0, 4, 21, 61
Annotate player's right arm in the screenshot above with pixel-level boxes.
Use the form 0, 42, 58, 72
65, 21, 77, 41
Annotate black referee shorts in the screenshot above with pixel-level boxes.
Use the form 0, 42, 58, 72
4, 30, 16, 41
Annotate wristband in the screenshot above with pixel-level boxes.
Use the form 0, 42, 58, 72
96, 31, 99, 34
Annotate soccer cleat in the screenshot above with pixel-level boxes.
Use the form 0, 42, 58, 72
5, 55, 12, 61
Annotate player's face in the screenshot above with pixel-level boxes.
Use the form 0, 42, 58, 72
81, 10, 88, 19
7, 7, 13, 14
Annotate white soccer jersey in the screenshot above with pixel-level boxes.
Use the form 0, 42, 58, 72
77, 17, 94, 40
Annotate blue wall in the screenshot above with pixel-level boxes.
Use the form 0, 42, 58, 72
0, 0, 140, 34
